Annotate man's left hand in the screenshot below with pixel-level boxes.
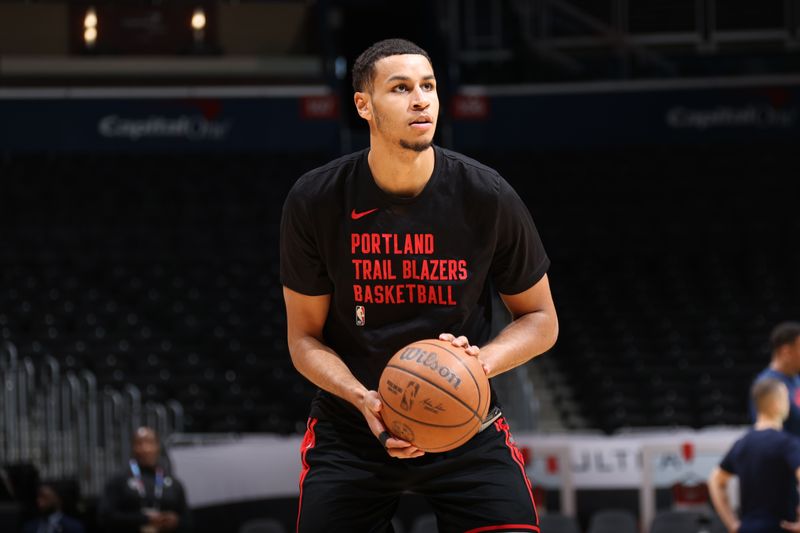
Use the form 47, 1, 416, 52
438, 333, 488, 375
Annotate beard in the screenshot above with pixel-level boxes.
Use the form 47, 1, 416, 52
399, 139, 432, 152
373, 104, 434, 153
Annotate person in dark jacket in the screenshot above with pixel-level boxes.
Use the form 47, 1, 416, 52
21, 482, 85, 533
97, 427, 191, 533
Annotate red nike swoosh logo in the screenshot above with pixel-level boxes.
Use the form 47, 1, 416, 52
351, 208, 379, 220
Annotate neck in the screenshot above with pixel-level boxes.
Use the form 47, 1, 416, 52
770, 358, 794, 376
754, 413, 783, 430
134, 460, 157, 471
367, 136, 435, 197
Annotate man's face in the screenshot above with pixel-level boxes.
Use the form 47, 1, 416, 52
776, 383, 791, 421
132, 428, 160, 468
36, 485, 59, 514
357, 54, 439, 152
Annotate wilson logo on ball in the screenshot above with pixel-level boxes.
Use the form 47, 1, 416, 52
398, 347, 462, 389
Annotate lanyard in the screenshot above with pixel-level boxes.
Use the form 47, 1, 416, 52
129, 460, 164, 509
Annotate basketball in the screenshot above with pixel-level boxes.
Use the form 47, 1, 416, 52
378, 339, 491, 452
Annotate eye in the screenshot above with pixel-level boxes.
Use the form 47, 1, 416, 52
422, 82, 435, 91
393, 85, 408, 93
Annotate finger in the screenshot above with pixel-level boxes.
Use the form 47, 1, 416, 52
384, 437, 415, 449
378, 431, 391, 448
438, 332, 455, 342
465, 345, 480, 356
393, 450, 425, 459
452, 335, 469, 347
371, 397, 382, 413
388, 447, 425, 459
368, 417, 387, 439
364, 390, 382, 413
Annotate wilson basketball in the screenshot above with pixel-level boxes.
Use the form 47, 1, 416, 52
378, 339, 490, 452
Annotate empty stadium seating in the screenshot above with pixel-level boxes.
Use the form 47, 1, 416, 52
1, 142, 797, 434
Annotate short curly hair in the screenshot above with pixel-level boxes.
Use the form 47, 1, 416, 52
771, 321, 800, 352
352, 38, 432, 93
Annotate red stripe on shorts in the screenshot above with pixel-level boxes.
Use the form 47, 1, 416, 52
493, 418, 539, 527
464, 524, 541, 533
296, 417, 318, 533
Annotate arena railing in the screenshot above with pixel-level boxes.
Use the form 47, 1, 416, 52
0, 340, 184, 497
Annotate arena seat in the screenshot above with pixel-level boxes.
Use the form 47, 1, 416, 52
649, 510, 705, 533
587, 509, 637, 533
538, 513, 582, 533
1, 143, 796, 434
238, 518, 287, 533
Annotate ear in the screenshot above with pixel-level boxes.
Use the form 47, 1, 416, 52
354, 91, 372, 121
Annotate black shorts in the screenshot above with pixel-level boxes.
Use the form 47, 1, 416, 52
296, 415, 540, 533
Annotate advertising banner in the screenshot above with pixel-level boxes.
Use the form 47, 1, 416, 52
0, 91, 340, 153
452, 78, 800, 149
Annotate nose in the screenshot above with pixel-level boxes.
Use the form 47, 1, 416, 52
410, 85, 430, 110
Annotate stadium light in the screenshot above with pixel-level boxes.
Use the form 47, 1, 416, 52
191, 8, 206, 31
84, 27, 97, 45
84, 8, 97, 29
84, 7, 98, 49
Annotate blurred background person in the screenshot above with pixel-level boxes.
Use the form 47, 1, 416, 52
709, 379, 800, 533
750, 322, 800, 437
97, 427, 191, 533
21, 482, 85, 533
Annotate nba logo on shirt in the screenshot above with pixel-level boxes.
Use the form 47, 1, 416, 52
355, 306, 365, 326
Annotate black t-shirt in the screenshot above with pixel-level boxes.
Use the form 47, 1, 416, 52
720, 428, 800, 533
280, 146, 549, 423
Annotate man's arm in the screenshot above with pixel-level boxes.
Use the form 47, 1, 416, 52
777, 467, 800, 531
708, 467, 739, 533
474, 274, 558, 378
96, 475, 151, 533
283, 286, 423, 459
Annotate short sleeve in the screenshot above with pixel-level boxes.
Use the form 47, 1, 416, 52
279, 185, 333, 295
719, 441, 739, 475
490, 178, 550, 294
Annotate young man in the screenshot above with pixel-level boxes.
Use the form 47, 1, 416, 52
750, 322, 800, 437
281, 38, 558, 532
709, 379, 800, 533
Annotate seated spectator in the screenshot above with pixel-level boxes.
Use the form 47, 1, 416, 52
21, 481, 85, 533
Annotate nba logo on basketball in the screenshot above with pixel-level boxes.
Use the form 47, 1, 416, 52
400, 381, 420, 411
355, 306, 365, 326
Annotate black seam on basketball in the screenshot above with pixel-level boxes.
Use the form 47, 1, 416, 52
415, 340, 488, 416
418, 419, 482, 452
384, 364, 482, 422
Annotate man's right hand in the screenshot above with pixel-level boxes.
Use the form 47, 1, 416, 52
360, 390, 424, 459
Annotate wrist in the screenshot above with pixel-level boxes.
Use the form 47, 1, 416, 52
347, 384, 370, 409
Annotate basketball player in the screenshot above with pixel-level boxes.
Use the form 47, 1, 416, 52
281, 38, 558, 532
709, 379, 800, 533
750, 322, 800, 437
